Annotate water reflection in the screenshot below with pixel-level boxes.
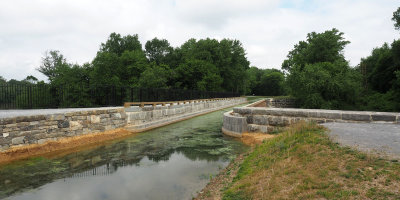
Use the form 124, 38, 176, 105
0, 106, 248, 200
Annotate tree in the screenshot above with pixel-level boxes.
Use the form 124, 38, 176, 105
259, 71, 285, 96
176, 38, 249, 93
393, 7, 400, 30
175, 59, 222, 91
360, 42, 399, 93
288, 62, 361, 109
282, 28, 349, 73
37, 50, 68, 82
91, 33, 149, 87
283, 29, 360, 109
138, 64, 170, 88
99, 33, 142, 56
145, 38, 173, 64
245, 67, 286, 96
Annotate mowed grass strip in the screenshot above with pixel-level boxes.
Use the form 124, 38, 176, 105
222, 122, 400, 200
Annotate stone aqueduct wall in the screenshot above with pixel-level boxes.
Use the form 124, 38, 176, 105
0, 109, 127, 151
125, 98, 246, 132
0, 97, 247, 151
222, 99, 400, 137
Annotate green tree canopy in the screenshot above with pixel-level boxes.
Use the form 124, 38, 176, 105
37, 50, 69, 82
99, 33, 142, 56
145, 38, 173, 64
91, 33, 149, 87
282, 28, 350, 73
283, 29, 361, 109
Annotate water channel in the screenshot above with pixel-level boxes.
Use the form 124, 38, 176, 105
0, 105, 250, 200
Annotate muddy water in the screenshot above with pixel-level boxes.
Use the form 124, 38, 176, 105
0, 106, 249, 200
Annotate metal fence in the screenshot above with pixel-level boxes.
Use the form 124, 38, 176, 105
0, 84, 240, 109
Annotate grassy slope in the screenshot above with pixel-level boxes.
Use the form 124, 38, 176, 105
222, 122, 400, 200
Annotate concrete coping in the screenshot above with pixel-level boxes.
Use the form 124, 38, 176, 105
123, 97, 242, 108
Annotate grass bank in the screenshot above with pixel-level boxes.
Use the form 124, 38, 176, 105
198, 122, 400, 200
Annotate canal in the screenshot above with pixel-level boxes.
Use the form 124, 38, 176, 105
0, 104, 250, 200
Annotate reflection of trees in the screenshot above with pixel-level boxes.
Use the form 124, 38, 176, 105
0, 121, 242, 199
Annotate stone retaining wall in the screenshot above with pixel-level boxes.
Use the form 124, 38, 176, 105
0, 97, 247, 151
0, 109, 126, 151
265, 98, 296, 108
223, 99, 400, 137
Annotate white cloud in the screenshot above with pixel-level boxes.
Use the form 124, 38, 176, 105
0, 0, 398, 81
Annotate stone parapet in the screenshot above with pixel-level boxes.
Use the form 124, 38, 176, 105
125, 98, 247, 132
222, 99, 400, 137
0, 108, 126, 151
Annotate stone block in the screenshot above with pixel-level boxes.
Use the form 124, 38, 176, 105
267, 116, 284, 126
12, 136, 25, 145
70, 121, 83, 131
99, 114, 110, 119
58, 120, 69, 128
251, 109, 267, 115
125, 107, 141, 112
371, 114, 396, 122
17, 131, 32, 137
5, 123, 16, 128
30, 121, 40, 126
46, 114, 65, 121
253, 115, 268, 125
95, 110, 107, 115
234, 108, 251, 115
139, 106, 152, 111
342, 113, 371, 121
72, 116, 87, 121
0, 118, 16, 125
2, 133, 9, 137
107, 109, 119, 113
111, 113, 122, 119
90, 115, 101, 123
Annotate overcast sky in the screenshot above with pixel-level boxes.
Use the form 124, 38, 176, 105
0, 0, 398, 81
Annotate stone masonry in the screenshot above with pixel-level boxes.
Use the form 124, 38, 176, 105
0, 108, 126, 151
0, 97, 247, 151
222, 99, 400, 137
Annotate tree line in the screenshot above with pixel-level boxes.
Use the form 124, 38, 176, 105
281, 7, 400, 112
1, 7, 399, 111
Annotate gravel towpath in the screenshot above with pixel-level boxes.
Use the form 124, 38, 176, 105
324, 122, 400, 160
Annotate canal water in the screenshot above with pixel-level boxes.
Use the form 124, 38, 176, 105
0, 105, 249, 200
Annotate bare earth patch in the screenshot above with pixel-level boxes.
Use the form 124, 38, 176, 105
241, 133, 276, 146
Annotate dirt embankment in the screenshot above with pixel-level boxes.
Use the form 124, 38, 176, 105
196, 133, 275, 200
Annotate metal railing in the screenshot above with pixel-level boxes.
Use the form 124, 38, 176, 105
0, 84, 240, 109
